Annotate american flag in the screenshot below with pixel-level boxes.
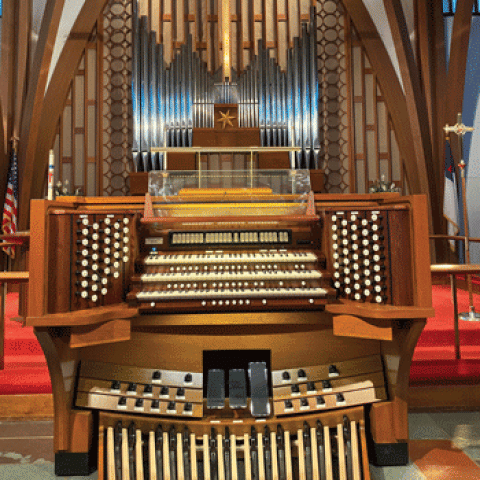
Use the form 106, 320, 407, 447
2, 142, 19, 257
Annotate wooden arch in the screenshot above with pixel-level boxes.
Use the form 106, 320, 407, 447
19, 0, 469, 238
18, 0, 110, 229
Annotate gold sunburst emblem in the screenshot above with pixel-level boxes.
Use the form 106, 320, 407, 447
217, 110, 236, 129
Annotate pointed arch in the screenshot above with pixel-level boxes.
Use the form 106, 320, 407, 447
17, 0, 66, 230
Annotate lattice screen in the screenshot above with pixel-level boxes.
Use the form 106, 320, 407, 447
317, 0, 349, 193
52, 0, 407, 196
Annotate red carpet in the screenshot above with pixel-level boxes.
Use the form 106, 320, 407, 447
1, 287, 480, 394
0, 293, 52, 394
410, 283, 480, 385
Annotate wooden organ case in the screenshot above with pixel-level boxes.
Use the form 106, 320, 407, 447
26, 172, 434, 479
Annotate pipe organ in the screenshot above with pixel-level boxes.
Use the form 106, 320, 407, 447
26, 172, 434, 478
132, 0, 320, 171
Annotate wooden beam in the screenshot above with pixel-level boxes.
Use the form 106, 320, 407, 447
18, 0, 110, 229
0, 0, 16, 147
17, 0, 66, 230
383, 0, 441, 238
340, 0, 423, 197
381, 0, 444, 250
13, 0, 32, 140
415, 0, 449, 261
443, 0, 475, 169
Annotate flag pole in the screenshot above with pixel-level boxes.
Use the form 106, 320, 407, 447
444, 113, 479, 321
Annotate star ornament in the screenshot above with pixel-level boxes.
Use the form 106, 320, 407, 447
217, 110, 236, 129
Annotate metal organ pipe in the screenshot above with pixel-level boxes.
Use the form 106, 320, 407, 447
131, 0, 319, 171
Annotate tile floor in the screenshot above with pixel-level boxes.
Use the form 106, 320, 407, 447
0, 412, 479, 479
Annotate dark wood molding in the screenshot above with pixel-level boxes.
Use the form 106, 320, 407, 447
0, 0, 15, 147
443, 0, 475, 169
409, 383, 480, 411
415, 0, 447, 198
383, 0, 441, 239
13, 0, 33, 138
19, 0, 110, 229
17, 0, 66, 230
340, 0, 425, 198
415, 0, 450, 261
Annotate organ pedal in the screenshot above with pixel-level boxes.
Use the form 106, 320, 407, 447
100, 407, 371, 480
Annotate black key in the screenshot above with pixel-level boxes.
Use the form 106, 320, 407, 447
229, 369, 247, 409
248, 362, 270, 417
307, 382, 316, 392
297, 369, 307, 379
207, 369, 226, 409
291, 384, 300, 394
128, 422, 136, 480
284, 400, 293, 409
303, 422, 313, 480
160, 386, 169, 396
152, 370, 161, 380
250, 427, 259, 480
151, 399, 160, 409
316, 396, 325, 406
111, 380, 121, 391
184, 402, 193, 413
183, 427, 191, 480
135, 398, 144, 408
169, 426, 177, 480
184, 373, 193, 383
127, 382, 137, 393
336, 393, 345, 403
118, 396, 127, 407
276, 425, 286, 480
282, 371, 290, 381
114, 422, 122, 480
224, 427, 231, 480
316, 420, 326, 480
322, 380, 332, 390
176, 387, 185, 398
264, 426, 272, 480
144, 384, 153, 394
344, 416, 353, 480
328, 365, 339, 376
210, 428, 218, 480
143, 431, 150, 480
155, 425, 163, 480
167, 401, 176, 411
300, 398, 309, 408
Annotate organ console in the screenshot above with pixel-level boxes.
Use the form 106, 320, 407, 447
25, 170, 434, 479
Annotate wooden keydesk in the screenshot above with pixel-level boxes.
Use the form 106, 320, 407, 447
25, 193, 434, 478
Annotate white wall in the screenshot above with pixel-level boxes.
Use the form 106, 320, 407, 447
464, 18, 480, 263
46, 0, 85, 88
